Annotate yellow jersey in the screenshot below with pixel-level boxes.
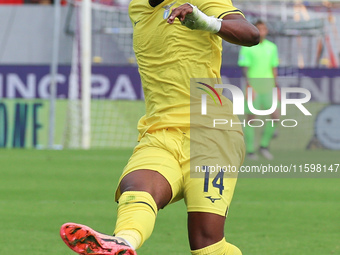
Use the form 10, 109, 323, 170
129, 0, 244, 137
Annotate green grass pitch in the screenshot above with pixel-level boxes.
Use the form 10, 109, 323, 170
0, 149, 339, 254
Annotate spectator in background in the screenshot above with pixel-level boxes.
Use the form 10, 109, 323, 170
238, 20, 279, 160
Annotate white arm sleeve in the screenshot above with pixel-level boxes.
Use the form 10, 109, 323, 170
181, 3, 222, 33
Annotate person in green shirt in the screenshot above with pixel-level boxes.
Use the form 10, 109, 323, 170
238, 20, 279, 160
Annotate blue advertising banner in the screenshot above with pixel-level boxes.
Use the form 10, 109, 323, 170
0, 65, 339, 102
0, 65, 143, 100
0, 65, 339, 149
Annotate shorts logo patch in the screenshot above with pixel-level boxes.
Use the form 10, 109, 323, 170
205, 196, 221, 203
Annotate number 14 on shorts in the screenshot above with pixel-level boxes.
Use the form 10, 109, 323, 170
203, 166, 224, 195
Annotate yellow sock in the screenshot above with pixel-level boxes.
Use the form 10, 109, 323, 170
115, 229, 141, 250
191, 238, 242, 255
114, 191, 158, 249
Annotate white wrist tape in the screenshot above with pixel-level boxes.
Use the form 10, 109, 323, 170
181, 3, 222, 33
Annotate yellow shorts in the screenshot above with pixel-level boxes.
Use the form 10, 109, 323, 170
115, 127, 245, 216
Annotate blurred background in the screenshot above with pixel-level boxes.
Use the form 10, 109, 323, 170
0, 0, 339, 151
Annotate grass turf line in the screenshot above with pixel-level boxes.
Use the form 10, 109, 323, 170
0, 149, 339, 254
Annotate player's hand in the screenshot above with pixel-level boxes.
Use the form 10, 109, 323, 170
167, 3, 222, 33
167, 3, 193, 24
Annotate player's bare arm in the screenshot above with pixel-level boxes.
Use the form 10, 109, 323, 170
218, 13, 259, 46
167, 3, 259, 46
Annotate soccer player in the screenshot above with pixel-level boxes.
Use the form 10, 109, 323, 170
60, 1, 259, 255
238, 20, 279, 160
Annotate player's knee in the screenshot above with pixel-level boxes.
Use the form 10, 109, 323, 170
120, 185, 165, 210
119, 170, 172, 210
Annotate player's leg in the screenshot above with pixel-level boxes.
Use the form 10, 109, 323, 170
244, 91, 261, 160
188, 212, 224, 249
259, 92, 279, 159
244, 113, 257, 159
186, 183, 242, 255
113, 169, 173, 250
188, 212, 242, 255
60, 129, 183, 254
185, 129, 245, 255
113, 128, 184, 250
60, 171, 173, 255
